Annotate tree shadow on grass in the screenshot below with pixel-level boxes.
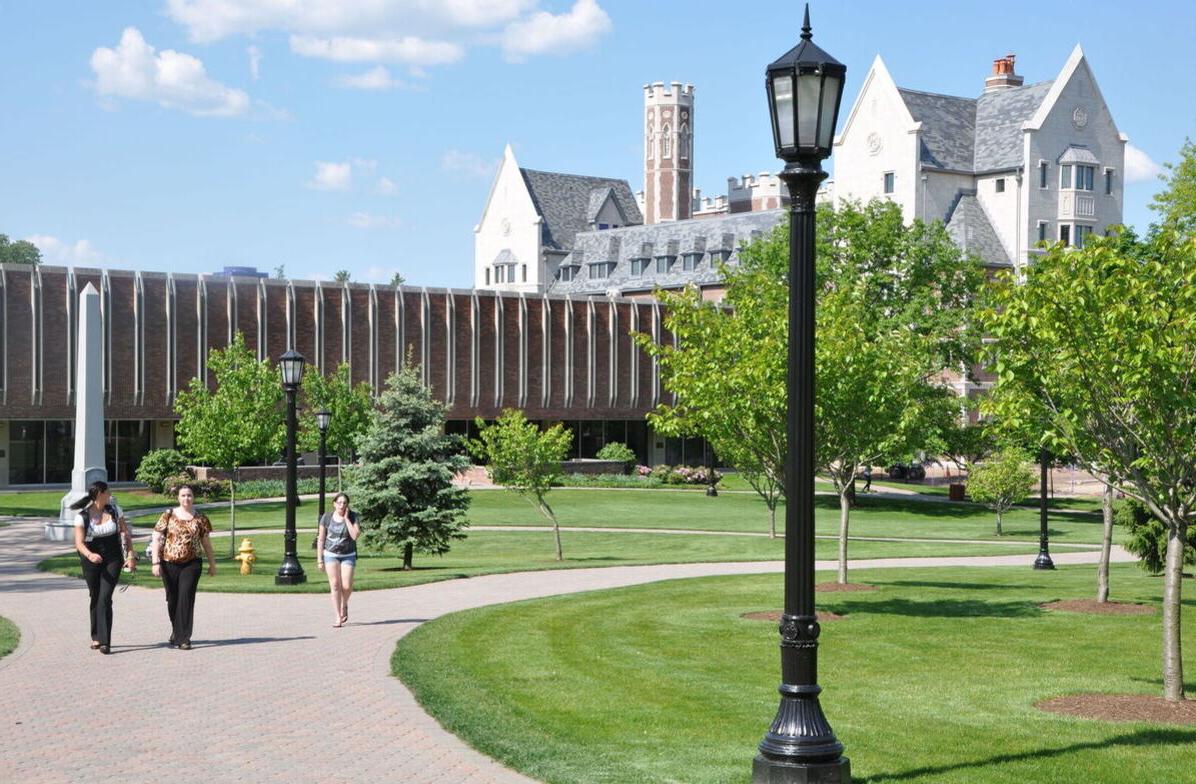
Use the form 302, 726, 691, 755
857, 728, 1196, 783
864, 580, 1045, 592
823, 598, 1044, 619
817, 495, 980, 520
1127, 676, 1196, 692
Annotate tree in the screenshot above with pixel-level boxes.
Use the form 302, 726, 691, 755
1151, 138, 1196, 236
0, 234, 41, 265
350, 366, 470, 570
174, 332, 284, 552
300, 362, 374, 488
940, 418, 995, 477
273, 264, 286, 280
471, 410, 573, 560
965, 447, 1035, 536
1117, 499, 1196, 575
986, 225, 1196, 701
334, 269, 351, 283
390, 272, 406, 287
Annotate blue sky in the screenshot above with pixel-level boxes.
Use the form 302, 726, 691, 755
2, 0, 1192, 288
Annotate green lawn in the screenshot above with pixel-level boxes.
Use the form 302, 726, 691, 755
38, 529, 1048, 593
394, 564, 1196, 784
0, 616, 19, 659
0, 489, 178, 517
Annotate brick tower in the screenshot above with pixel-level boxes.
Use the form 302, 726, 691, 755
643, 81, 693, 224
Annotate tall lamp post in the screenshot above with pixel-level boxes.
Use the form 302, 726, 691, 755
755, 7, 850, 783
316, 408, 332, 522
1034, 446, 1055, 570
276, 350, 307, 586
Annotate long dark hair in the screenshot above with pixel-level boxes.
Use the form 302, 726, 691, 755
70, 480, 110, 511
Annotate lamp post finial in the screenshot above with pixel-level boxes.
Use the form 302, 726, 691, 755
801, 3, 812, 40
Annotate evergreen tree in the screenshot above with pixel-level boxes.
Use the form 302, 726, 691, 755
350, 366, 469, 570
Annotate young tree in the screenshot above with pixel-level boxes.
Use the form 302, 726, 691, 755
986, 223, 1196, 701
174, 332, 284, 552
350, 366, 469, 570
300, 362, 374, 488
390, 272, 406, 287
940, 419, 995, 478
471, 410, 573, 560
1151, 137, 1196, 236
965, 447, 1035, 536
334, 269, 351, 283
0, 234, 41, 265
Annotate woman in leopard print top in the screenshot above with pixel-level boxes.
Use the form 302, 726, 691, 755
150, 485, 216, 650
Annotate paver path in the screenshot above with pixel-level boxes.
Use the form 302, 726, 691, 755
0, 518, 1135, 784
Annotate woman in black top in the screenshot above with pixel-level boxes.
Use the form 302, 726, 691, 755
316, 492, 360, 628
71, 480, 135, 653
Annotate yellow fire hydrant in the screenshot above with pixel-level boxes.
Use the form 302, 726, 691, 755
234, 538, 257, 575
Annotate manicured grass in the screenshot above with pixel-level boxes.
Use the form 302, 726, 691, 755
394, 564, 1196, 784
0, 489, 178, 517
0, 616, 19, 659
38, 529, 1046, 593
467, 488, 1112, 545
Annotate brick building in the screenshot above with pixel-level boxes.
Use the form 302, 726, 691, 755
0, 265, 704, 488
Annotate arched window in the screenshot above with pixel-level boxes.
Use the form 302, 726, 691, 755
662, 125, 672, 158
680, 124, 689, 159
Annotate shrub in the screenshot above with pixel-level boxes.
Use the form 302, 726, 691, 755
651, 464, 673, 481
596, 442, 637, 465
552, 473, 664, 488
669, 465, 722, 485
1117, 499, 1196, 574
162, 473, 229, 501
134, 449, 189, 492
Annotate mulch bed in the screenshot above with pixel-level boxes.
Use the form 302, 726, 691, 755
1040, 599, 1154, 615
741, 611, 845, 622
815, 582, 877, 593
1037, 694, 1196, 724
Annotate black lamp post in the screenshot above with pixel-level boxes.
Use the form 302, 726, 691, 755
316, 408, 331, 522
276, 349, 307, 585
1034, 446, 1055, 570
755, 7, 850, 783
705, 439, 718, 497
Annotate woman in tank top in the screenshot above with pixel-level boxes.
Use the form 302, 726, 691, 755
71, 480, 135, 654
316, 492, 360, 628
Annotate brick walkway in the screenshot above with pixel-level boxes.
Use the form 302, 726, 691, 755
0, 518, 1134, 784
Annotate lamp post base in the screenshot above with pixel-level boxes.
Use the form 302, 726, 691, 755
706, 485, 719, 497
1033, 552, 1056, 570
753, 755, 850, 784
275, 557, 307, 585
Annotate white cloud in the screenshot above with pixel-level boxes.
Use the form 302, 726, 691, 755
89, 27, 249, 117
335, 65, 407, 90
247, 45, 262, 79
441, 149, 498, 179
375, 177, 398, 195
307, 161, 353, 191
26, 235, 107, 266
290, 34, 462, 66
501, 0, 611, 62
347, 212, 402, 229
1124, 143, 1163, 183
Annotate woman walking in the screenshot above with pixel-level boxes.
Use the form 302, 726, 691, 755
317, 492, 360, 627
151, 485, 216, 650
72, 480, 135, 654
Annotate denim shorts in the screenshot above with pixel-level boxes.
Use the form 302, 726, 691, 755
322, 551, 357, 567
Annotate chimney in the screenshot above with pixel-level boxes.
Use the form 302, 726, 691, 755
984, 54, 1024, 93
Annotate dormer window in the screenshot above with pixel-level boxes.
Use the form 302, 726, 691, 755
710, 249, 732, 265
655, 255, 675, 274
682, 252, 703, 271
630, 257, 650, 277
558, 264, 579, 282
588, 261, 616, 279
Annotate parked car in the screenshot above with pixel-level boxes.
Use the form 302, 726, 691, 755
886, 462, 926, 481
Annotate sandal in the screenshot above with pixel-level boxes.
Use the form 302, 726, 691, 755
90, 641, 101, 650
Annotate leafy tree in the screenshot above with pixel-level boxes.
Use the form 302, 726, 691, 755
471, 410, 572, 560
985, 224, 1196, 701
0, 234, 41, 265
1151, 138, 1196, 236
350, 366, 469, 570
300, 362, 374, 487
965, 447, 1035, 536
334, 269, 351, 283
273, 264, 286, 280
1116, 499, 1196, 575
174, 332, 284, 552
940, 418, 995, 477
390, 271, 406, 287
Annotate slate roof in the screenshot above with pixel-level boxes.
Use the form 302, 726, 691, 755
548, 209, 785, 296
519, 168, 643, 252
944, 193, 1010, 266
896, 80, 1054, 174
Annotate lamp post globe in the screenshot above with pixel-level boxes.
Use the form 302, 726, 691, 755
276, 350, 307, 585
754, 6, 850, 782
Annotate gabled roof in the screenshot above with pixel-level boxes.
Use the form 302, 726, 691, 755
897, 89, 976, 171
519, 168, 643, 251
944, 193, 1010, 266
973, 80, 1054, 171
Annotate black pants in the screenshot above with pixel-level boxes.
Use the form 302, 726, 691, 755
161, 559, 202, 645
80, 535, 123, 647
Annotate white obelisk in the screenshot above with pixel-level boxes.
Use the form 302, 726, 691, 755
50, 283, 107, 540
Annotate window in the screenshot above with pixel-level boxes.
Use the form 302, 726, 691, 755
1060, 164, 1072, 189
655, 256, 675, 274
1037, 221, 1048, 243
682, 252, 703, 271
1060, 224, 1071, 246
598, 223, 609, 230
589, 261, 615, 279
1039, 161, 1049, 188
559, 265, 578, 282
710, 249, 732, 265
662, 125, 672, 158
1077, 165, 1095, 191
1105, 168, 1114, 195
995, 178, 1006, 193
630, 258, 650, 277
521, 264, 527, 283
679, 124, 689, 159
485, 268, 490, 285
494, 265, 505, 284
1075, 224, 1094, 248
883, 172, 895, 194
